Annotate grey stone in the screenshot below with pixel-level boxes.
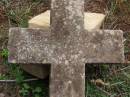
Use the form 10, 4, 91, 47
8, 28, 124, 97
8, 29, 124, 64
8, 0, 124, 97
0, 93, 5, 97
50, 0, 85, 97
20, 64, 50, 79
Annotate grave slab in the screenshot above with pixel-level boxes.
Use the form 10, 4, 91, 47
8, 0, 124, 97
8, 28, 124, 97
29, 10, 106, 32
25, 10, 106, 78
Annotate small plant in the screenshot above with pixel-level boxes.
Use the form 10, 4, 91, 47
8, 64, 24, 84
32, 87, 42, 97
19, 83, 44, 97
1, 49, 8, 58
108, 0, 130, 15
19, 83, 30, 97
0, 0, 10, 6
0, 48, 48, 97
7, 8, 31, 27
1, 0, 33, 27
0, 74, 8, 80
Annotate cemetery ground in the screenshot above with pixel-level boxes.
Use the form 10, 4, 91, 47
0, 0, 130, 97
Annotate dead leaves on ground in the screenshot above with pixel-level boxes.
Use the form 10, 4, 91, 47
91, 79, 110, 87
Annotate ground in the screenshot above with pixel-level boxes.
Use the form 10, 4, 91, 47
0, 0, 130, 97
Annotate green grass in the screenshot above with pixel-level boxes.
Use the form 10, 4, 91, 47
0, 48, 49, 97
86, 64, 130, 97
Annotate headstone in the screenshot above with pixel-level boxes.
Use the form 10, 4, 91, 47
8, 0, 124, 97
29, 10, 106, 32
26, 11, 106, 78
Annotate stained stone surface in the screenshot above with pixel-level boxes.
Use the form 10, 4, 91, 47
8, 28, 124, 64
8, 0, 124, 97
27, 10, 106, 79
8, 28, 124, 97
50, 0, 85, 97
20, 64, 50, 79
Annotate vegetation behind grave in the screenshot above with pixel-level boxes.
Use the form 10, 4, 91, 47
0, 0, 130, 97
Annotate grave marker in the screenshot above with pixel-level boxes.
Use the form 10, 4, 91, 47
8, 0, 124, 97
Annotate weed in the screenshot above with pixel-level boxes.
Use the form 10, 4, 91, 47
1, 49, 8, 58
7, 8, 31, 27
32, 87, 42, 97
0, 74, 8, 80
1, 0, 33, 27
0, 48, 48, 97
108, 0, 130, 15
19, 83, 30, 97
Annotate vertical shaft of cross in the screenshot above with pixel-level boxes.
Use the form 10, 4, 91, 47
50, 0, 85, 97
51, 0, 84, 40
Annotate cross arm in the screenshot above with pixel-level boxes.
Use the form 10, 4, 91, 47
8, 28, 124, 64
83, 30, 124, 63
8, 27, 51, 64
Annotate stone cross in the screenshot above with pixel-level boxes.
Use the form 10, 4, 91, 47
8, 0, 124, 97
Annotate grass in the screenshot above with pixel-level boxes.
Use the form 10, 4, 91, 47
0, 49, 49, 97
0, 0, 130, 97
86, 64, 130, 97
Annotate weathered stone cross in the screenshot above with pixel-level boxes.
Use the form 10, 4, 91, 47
8, 0, 124, 97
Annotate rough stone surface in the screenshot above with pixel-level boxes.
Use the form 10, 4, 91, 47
0, 93, 5, 97
8, 0, 124, 97
28, 10, 106, 32
50, 0, 85, 97
8, 28, 124, 96
84, 12, 105, 32
27, 11, 105, 79
20, 64, 50, 79
27, 10, 105, 79
29, 10, 50, 29
8, 28, 124, 64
